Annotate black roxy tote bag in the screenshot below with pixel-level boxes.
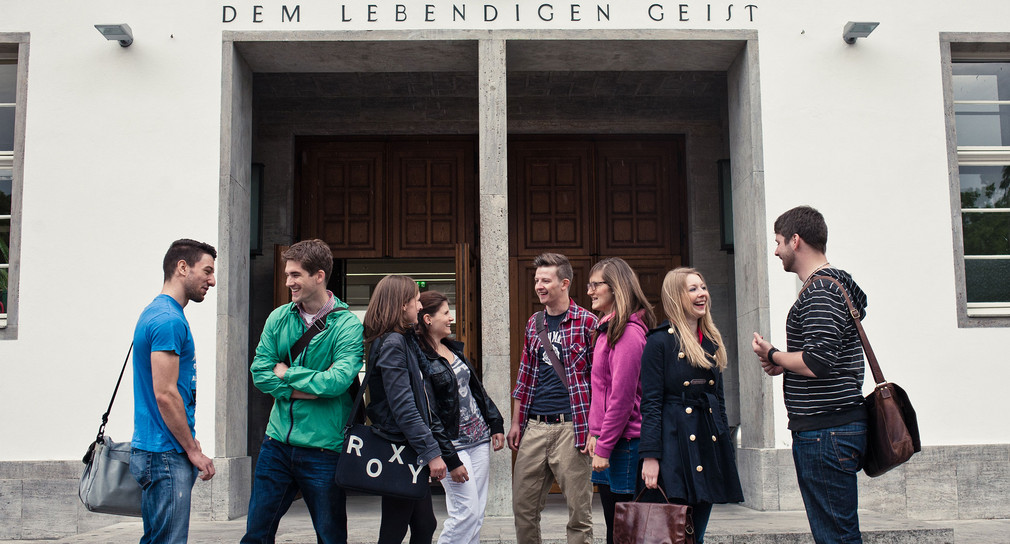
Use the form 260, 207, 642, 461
334, 334, 430, 500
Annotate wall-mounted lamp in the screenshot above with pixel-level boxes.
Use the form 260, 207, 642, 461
95, 24, 133, 47
842, 21, 879, 44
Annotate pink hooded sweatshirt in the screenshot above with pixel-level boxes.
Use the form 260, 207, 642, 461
588, 310, 649, 459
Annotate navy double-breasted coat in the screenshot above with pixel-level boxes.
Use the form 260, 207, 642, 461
639, 322, 744, 505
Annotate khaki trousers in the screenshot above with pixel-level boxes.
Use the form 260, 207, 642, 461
512, 420, 593, 544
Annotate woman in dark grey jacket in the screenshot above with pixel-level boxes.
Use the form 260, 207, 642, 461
363, 275, 447, 544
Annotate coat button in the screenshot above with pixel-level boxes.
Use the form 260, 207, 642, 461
696, 465, 703, 472
668, 327, 676, 335
683, 381, 690, 387
678, 352, 685, 359
712, 435, 718, 442
689, 434, 696, 441
685, 407, 693, 414
708, 380, 715, 386
709, 408, 713, 413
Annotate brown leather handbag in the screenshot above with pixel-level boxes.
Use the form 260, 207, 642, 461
614, 486, 696, 544
812, 276, 921, 477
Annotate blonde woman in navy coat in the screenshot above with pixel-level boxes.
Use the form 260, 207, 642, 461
639, 267, 743, 544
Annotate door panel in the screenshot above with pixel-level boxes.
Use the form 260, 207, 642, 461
390, 142, 473, 258
274, 245, 291, 309
509, 141, 593, 257
456, 242, 481, 373
596, 140, 682, 256
507, 136, 688, 407
621, 255, 683, 320
298, 139, 475, 258
299, 142, 385, 258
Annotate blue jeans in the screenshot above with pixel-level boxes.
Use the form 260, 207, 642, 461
130, 449, 198, 544
792, 421, 867, 544
241, 437, 347, 544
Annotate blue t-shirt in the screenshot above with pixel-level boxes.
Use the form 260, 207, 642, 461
131, 294, 197, 453
529, 310, 572, 416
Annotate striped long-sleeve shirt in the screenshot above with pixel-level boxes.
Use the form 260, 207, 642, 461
783, 267, 869, 431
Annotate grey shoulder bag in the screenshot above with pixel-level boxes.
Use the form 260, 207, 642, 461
79, 343, 143, 517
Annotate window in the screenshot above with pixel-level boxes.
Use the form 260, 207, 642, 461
0, 38, 23, 336
0, 55, 15, 329
947, 38, 1010, 324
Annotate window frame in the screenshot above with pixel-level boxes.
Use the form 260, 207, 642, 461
0, 35, 27, 339
941, 34, 1010, 327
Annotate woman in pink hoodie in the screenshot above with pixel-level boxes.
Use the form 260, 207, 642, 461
583, 257, 657, 544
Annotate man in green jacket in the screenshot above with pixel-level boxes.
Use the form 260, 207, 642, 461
242, 239, 364, 544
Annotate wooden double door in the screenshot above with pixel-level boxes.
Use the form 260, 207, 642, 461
294, 138, 480, 364
293, 135, 687, 382
508, 136, 687, 384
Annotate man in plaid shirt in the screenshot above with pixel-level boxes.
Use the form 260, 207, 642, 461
508, 253, 598, 544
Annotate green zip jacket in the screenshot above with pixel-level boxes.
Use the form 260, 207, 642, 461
251, 300, 364, 451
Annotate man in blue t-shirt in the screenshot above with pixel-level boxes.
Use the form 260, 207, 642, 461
130, 239, 217, 544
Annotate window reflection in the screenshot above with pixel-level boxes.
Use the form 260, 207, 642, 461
0, 63, 15, 103
953, 64, 1010, 147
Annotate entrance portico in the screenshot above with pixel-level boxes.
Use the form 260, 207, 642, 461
220, 29, 770, 518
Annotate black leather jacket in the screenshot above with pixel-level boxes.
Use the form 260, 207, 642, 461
417, 338, 505, 464
365, 331, 445, 468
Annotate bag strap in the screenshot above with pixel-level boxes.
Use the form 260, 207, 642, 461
342, 332, 391, 432
285, 306, 346, 366
809, 275, 885, 385
535, 311, 570, 389
630, 485, 696, 535
94, 343, 134, 444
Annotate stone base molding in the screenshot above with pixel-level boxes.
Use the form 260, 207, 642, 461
738, 444, 1010, 520
0, 456, 250, 540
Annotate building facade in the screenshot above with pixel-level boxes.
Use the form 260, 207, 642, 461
1, 0, 1008, 539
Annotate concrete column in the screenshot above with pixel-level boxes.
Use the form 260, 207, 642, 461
478, 38, 512, 518
727, 39, 779, 511
211, 41, 253, 520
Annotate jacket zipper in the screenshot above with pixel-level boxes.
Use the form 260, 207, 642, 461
285, 323, 305, 444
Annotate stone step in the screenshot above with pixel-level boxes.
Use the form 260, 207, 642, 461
2, 496, 962, 543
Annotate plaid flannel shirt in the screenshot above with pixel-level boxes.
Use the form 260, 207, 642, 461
511, 298, 598, 448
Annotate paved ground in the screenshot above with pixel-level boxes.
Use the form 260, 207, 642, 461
6, 493, 1007, 543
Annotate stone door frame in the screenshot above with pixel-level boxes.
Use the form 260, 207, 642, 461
217, 29, 772, 517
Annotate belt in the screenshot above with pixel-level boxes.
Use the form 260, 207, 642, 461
529, 413, 571, 424
666, 393, 728, 435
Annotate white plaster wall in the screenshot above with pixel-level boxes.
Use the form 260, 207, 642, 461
753, 2, 1010, 447
0, 2, 227, 459
0, 0, 1008, 461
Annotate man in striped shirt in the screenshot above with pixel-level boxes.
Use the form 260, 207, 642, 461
752, 206, 869, 544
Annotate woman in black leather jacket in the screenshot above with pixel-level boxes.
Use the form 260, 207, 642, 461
414, 290, 505, 544
415, 290, 505, 544
362, 275, 447, 544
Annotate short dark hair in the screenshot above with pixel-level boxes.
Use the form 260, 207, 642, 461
532, 252, 573, 283
163, 239, 217, 282
773, 206, 828, 254
282, 239, 334, 282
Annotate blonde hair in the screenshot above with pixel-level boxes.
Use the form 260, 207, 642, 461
590, 257, 656, 348
660, 267, 727, 371
363, 275, 420, 342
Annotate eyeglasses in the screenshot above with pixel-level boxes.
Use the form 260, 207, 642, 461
586, 281, 608, 291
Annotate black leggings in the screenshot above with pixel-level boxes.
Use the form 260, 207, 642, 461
598, 484, 634, 544
377, 492, 437, 544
